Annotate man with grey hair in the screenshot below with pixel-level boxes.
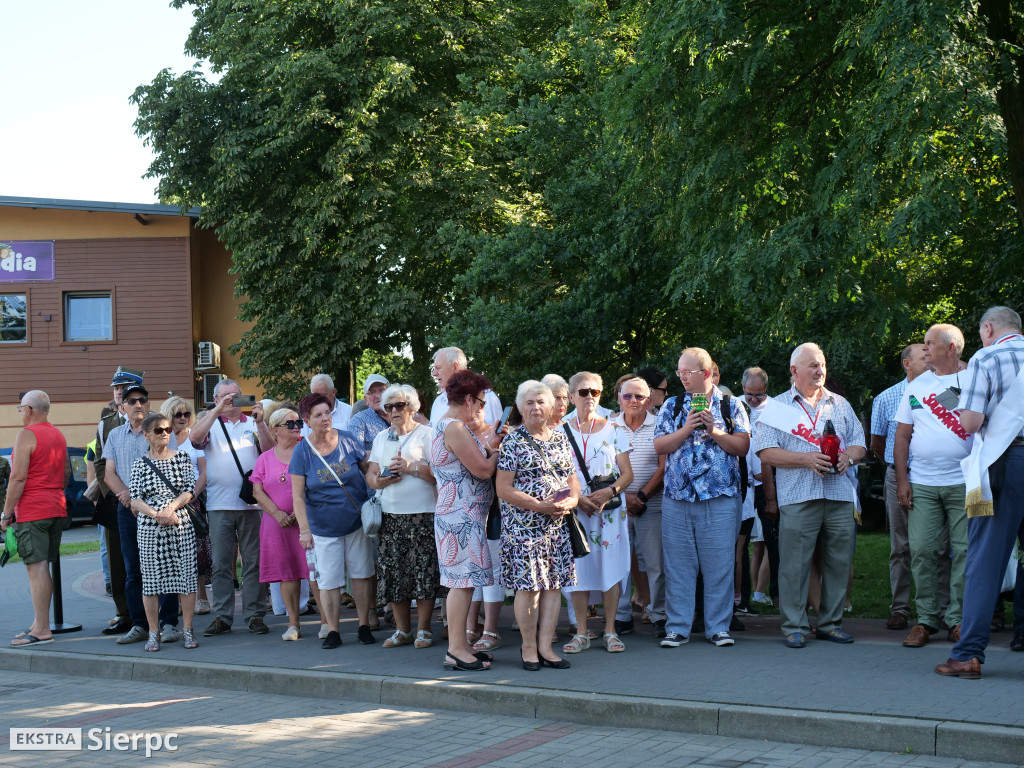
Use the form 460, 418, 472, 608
936, 306, 1024, 678
301, 373, 352, 436
895, 324, 970, 649
190, 378, 268, 636
741, 366, 779, 607
755, 343, 866, 648
429, 346, 502, 425
869, 343, 933, 631
2, 391, 69, 647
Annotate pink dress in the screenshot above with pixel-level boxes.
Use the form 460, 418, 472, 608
251, 448, 306, 582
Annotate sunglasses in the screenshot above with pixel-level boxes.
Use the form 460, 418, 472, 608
151, 426, 173, 435
125, 397, 149, 405
620, 393, 648, 402
577, 388, 601, 398
278, 420, 303, 430
174, 411, 192, 419
383, 402, 408, 412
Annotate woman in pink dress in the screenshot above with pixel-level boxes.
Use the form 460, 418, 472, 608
431, 370, 505, 671
252, 407, 317, 641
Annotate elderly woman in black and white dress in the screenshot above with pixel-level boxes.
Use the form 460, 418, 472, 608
130, 412, 198, 652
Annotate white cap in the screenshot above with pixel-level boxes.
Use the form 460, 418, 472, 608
362, 374, 390, 394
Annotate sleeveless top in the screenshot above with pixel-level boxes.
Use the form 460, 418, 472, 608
16, 423, 68, 522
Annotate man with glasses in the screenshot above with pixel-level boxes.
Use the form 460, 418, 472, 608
870, 344, 936, 632
429, 347, 502, 425
654, 348, 750, 648
103, 382, 181, 644
742, 367, 779, 608
755, 343, 866, 648
2, 391, 69, 647
347, 374, 392, 452
190, 378, 267, 636
92, 365, 145, 636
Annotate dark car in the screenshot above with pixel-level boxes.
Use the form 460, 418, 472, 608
0, 446, 94, 524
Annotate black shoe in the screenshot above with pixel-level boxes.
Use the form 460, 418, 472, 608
540, 655, 571, 669
652, 619, 667, 639
614, 619, 635, 635
322, 631, 342, 649
521, 653, 541, 671
730, 616, 746, 632
357, 624, 376, 644
1011, 630, 1024, 652
104, 582, 113, 597
204, 618, 232, 636
102, 618, 131, 635
248, 616, 269, 634
734, 603, 759, 616
300, 604, 318, 616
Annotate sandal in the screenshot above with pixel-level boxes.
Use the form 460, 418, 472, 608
383, 629, 413, 648
195, 599, 211, 615
144, 632, 160, 652
182, 628, 198, 649
443, 653, 490, 671
568, 625, 599, 640
640, 608, 652, 624
473, 630, 501, 652
414, 630, 433, 649
603, 632, 625, 653
465, 628, 482, 645
563, 633, 591, 654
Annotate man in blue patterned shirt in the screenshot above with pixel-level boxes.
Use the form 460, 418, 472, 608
654, 347, 750, 648
869, 343, 931, 631
755, 343, 866, 648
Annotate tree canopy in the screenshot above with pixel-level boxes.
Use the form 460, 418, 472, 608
134, 0, 1024, 407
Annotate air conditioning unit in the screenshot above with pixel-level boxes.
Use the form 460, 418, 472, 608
196, 341, 221, 370
201, 373, 225, 405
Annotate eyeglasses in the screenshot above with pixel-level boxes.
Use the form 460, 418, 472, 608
577, 388, 601, 398
278, 420, 303, 430
677, 370, 704, 378
151, 426, 173, 435
744, 392, 768, 403
620, 393, 648, 402
125, 397, 149, 405
473, 396, 486, 407
16, 404, 32, 413
174, 411, 192, 419
383, 402, 408, 412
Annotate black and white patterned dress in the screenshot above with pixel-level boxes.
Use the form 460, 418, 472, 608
129, 451, 197, 596
497, 427, 577, 591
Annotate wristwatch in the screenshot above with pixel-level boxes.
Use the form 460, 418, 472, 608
636, 490, 649, 504
413, 463, 421, 478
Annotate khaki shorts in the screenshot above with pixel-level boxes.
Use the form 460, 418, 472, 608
14, 517, 65, 564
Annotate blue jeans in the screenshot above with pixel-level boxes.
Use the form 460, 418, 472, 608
953, 446, 1024, 663
662, 495, 740, 639
117, 504, 178, 629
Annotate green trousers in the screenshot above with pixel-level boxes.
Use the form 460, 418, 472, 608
908, 482, 967, 629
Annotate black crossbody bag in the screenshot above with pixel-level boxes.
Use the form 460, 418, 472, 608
219, 419, 258, 504
561, 424, 622, 511
520, 430, 590, 558
142, 457, 208, 538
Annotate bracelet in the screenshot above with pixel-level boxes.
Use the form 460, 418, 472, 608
636, 490, 649, 504
299, 529, 311, 535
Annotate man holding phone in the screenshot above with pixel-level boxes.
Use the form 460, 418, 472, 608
190, 379, 268, 636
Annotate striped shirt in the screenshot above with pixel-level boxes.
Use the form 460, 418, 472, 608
611, 411, 662, 511
753, 386, 865, 507
869, 379, 907, 465
959, 333, 1024, 439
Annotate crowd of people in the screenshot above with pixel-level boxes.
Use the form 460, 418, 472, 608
3, 306, 1023, 680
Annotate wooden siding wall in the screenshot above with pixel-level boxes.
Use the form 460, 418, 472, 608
0, 237, 195, 404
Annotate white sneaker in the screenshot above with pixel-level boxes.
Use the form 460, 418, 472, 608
318, 623, 330, 640
282, 626, 300, 642
160, 624, 181, 643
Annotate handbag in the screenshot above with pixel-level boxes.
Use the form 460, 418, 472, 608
307, 439, 373, 535
142, 457, 208, 538
520, 429, 589, 557
219, 419, 257, 505
562, 424, 622, 511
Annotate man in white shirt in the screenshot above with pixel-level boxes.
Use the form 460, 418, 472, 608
300, 373, 352, 437
895, 324, 971, 648
190, 378, 268, 637
429, 347, 502, 425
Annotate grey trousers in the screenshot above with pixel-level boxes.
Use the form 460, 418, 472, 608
209, 509, 267, 625
615, 505, 666, 622
779, 499, 855, 637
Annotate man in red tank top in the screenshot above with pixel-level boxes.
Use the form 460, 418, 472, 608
1, 390, 70, 647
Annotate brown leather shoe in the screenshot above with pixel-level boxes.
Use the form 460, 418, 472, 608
886, 612, 908, 630
935, 656, 981, 679
947, 624, 961, 643
902, 624, 930, 647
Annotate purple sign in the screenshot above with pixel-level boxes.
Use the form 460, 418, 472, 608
0, 240, 55, 282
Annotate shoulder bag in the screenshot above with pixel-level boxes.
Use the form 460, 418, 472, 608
520, 429, 590, 558
219, 419, 258, 504
561, 424, 622, 511
306, 438, 380, 538
142, 457, 208, 538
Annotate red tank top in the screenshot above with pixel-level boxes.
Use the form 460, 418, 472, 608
15, 423, 67, 522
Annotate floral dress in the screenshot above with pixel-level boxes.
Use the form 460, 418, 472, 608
561, 419, 631, 593
430, 417, 494, 588
497, 427, 577, 591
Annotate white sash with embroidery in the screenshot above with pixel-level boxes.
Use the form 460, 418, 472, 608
904, 371, 972, 450
758, 396, 845, 450
961, 364, 1024, 518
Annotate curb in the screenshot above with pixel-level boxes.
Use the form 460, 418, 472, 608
2, 649, 1022, 763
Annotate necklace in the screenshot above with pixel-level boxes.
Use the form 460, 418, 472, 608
796, 398, 821, 433
576, 415, 596, 463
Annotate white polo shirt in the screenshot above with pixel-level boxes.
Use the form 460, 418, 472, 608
196, 415, 260, 511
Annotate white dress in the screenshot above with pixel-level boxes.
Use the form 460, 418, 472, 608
561, 419, 631, 593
